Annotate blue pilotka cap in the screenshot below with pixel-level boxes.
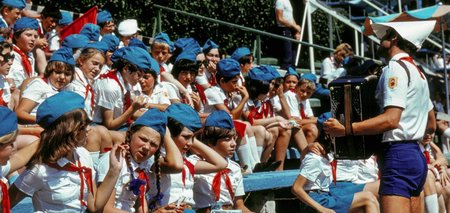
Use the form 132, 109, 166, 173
101, 34, 119, 52
128, 38, 147, 51
175, 51, 197, 63
217, 58, 240, 77
0, 106, 18, 138
202, 39, 219, 54
154, 32, 174, 52
36, 91, 85, 128
231, 47, 251, 61
133, 108, 167, 136
2, 0, 25, 10
301, 73, 317, 83
14, 17, 38, 32
84, 41, 109, 53
284, 67, 299, 79
97, 10, 113, 24
62, 34, 89, 49
174, 37, 201, 54
79, 23, 100, 42
249, 65, 280, 81
165, 103, 202, 132
111, 46, 157, 73
48, 47, 75, 65
317, 112, 332, 130
204, 110, 234, 129
59, 11, 73, 26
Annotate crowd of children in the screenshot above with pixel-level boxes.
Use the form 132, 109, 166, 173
0, 1, 449, 213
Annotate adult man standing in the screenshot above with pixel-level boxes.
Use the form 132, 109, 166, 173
275, 0, 301, 70
324, 20, 436, 213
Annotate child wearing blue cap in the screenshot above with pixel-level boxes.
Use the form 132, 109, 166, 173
93, 46, 152, 131
16, 47, 75, 124
231, 47, 254, 86
10, 91, 127, 212
196, 39, 220, 89
168, 51, 206, 110
8, 17, 39, 89
0, 0, 25, 27
97, 108, 184, 212
147, 103, 227, 212
291, 133, 379, 213
135, 58, 171, 114
194, 110, 252, 213
97, 10, 115, 39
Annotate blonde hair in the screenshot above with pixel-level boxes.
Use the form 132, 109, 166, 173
298, 79, 316, 91
334, 43, 353, 56
151, 42, 170, 51
0, 130, 18, 145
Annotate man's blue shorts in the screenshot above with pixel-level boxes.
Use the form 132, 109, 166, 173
378, 141, 427, 198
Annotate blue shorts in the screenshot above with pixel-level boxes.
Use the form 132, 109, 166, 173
309, 184, 364, 213
378, 141, 427, 198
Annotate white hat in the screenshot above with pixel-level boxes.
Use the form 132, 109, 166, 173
118, 19, 140, 36
371, 20, 436, 49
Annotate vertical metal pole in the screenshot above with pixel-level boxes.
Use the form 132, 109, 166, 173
441, 18, 449, 114
307, 2, 315, 74
354, 29, 359, 56
295, 2, 309, 66
398, 0, 402, 12
328, 14, 333, 49
157, 9, 162, 33
256, 35, 261, 65
360, 31, 365, 58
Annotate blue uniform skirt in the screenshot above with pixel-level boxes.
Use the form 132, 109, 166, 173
309, 183, 365, 213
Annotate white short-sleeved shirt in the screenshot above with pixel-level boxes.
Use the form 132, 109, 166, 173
93, 71, 129, 124
141, 84, 171, 106
96, 152, 152, 212
148, 156, 198, 207
47, 30, 60, 52
300, 99, 314, 118
354, 156, 378, 184
375, 53, 433, 142
161, 81, 182, 101
7, 46, 36, 88
22, 78, 59, 116
0, 75, 11, 104
283, 90, 299, 117
69, 68, 95, 119
195, 70, 214, 86
275, 0, 294, 27
0, 161, 11, 178
193, 156, 244, 209
14, 147, 95, 213
299, 153, 332, 191
204, 86, 243, 114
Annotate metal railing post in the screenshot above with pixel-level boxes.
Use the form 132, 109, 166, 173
157, 9, 162, 33
256, 35, 261, 65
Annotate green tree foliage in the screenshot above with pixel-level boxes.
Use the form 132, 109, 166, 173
36, 0, 343, 64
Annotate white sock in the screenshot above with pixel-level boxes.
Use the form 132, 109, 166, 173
247, 136, 260, 163
90, 151, 100, 168
237, 143, 255, 171
424, 194, 439, 213
257, 146, 263, 159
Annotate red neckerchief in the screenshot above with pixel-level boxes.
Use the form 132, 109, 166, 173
331, 160, 337, 186
423, 150, 431, 164
247, 100, 273, 125
212, 169, 234, 202
0, 89, 7, 107
300, 102, 306, 119
208, 72, 216, 86
194, 83, 207, 105
159, 65, 165, 74
135, 168, 150, 213
47, 159, 93, 207
399, 56, 425, 79
13, 46, 32, 78
75, 71, 95, 117
1, 180, 10, 213
99, 70, 132, 124
182, 158, 195, 187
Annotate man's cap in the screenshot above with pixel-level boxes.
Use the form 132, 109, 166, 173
118, 19, 140, 36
